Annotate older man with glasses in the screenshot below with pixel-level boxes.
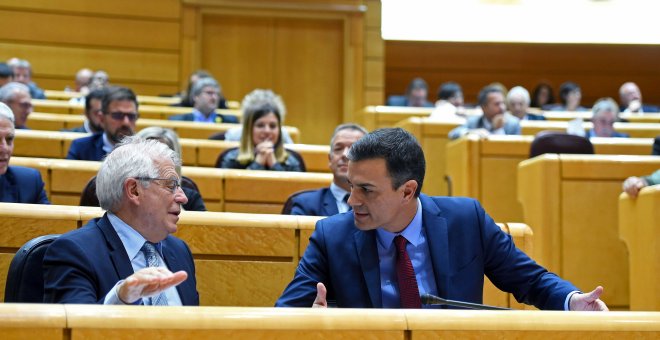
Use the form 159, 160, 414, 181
45, 136, 199, 305
67, 86, 139, 161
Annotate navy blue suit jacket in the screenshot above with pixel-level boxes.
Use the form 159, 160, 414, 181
43, 214, 199, 305
169, 112, 239, 124
289, 187, 338, 216
525, 113, 547, 121
0, 166, 49, 204
587, 130, 629, 138
66, 133, 106, 161
276, 195, 577, 310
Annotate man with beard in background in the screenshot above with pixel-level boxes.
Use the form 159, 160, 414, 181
67, 86, 138, 161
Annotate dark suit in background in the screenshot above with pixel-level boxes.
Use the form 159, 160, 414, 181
169, 112, 239, 124
43, 214, 199, 305
66, 133, 106, 161
276, 195, 577, 310
0, 166, 49, 204
288, 187, 338, 216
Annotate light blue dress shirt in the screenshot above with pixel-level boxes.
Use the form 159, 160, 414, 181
329, 182, 351, 213
103, 212, 183, 306
191, 109, 218, 123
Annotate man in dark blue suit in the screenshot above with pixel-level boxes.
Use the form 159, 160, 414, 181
286, 123, 367, 216
45, 136, 198, 305
0, 102, 49, 204
276, 128, 607, 311
66, 86, 138, 161
169, 78, 238, 124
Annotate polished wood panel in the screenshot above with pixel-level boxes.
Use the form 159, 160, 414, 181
0, 0, 180, 19
619, 186, 660, 311
386, 40, 660, 107
518, 154, 660, 309
0, 10, 179, 50
445, 135, 655, 223
0, 304, 66, 340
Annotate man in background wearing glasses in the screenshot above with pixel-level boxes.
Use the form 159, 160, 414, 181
0, 82, 32, 129
66, 86, 139, 161
44, 136, 199, 305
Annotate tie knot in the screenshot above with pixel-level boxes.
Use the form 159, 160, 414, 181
394, 235, 408, 252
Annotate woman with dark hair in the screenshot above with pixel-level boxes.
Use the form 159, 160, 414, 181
550, 82, 588, 111
218, 89, 304, 172
531, 83, 555, 109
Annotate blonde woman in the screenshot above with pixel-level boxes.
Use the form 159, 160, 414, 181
218, 89, 304, 171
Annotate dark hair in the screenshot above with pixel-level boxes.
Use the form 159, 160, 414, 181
477, 85, 503, 107
84, 88, 108, 114
251, 104, 282, 146
406, 77, 429, 95
0, 63, 12, 78
652, 135, 660, 156
437, 81, 462, 101
101, 86, 138, 115
347, 127, 425, 196
531, 83, 555, 108
558, 82, 580, 106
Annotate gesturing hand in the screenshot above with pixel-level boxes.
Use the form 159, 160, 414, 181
118, 267, 188, 304
312, 282, 328, 308
569, 286, 609, 311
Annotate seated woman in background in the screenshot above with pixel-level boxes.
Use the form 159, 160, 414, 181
217, 89, 304, 172
136, 127, 207, 211
531, 83, 555, 109
548, 81, 589, 111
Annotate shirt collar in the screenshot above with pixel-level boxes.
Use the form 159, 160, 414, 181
192, 108, 217, 122
107, 212, 163, 260
329, 182, 349, 202
376, 198, 423, 249
101, 133, 114, 154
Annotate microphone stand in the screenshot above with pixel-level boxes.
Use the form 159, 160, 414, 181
421, 293, 511, 310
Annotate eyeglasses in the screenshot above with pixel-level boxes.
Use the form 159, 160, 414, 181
134, 177, 181, 194
108, 112, 139, 122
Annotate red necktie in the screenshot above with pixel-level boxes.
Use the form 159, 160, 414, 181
394, 235, 422, 308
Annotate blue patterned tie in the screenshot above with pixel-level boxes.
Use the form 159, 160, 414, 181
141, 241, 169, 306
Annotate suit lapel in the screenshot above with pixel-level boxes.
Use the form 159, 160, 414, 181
0, 169, 18, 202
353, 229, 382, 308
420, 195, 451, 300
97, 215, 135, 281
161, 240, 192, 305
321, 189, 339, 216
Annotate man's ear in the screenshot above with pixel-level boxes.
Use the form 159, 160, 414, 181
125, 178, 141, 204
401, 179, 418, 201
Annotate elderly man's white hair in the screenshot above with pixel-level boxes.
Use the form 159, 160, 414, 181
0, 82, 30, 103
0, 102, 15, 125
96, 136, 180, 212
507, 86, 531, 105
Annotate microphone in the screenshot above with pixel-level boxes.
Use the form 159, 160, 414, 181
420, 293, 511, 310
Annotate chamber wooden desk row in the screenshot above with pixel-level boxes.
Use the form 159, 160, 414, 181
0, 203, 531, 310
13, 128, 327, 172
363, 105, 660, 131
1, 304, 658, 340
25, 112, 297, 141
517, 154, 660, 310
32, 98, 242, 121
9, 156, 333, 213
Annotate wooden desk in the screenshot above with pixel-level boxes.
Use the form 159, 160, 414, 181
517, 154, 660, 309
446, 135, 654, 223
619, 185, 660, 311
1, 304, 658, 339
